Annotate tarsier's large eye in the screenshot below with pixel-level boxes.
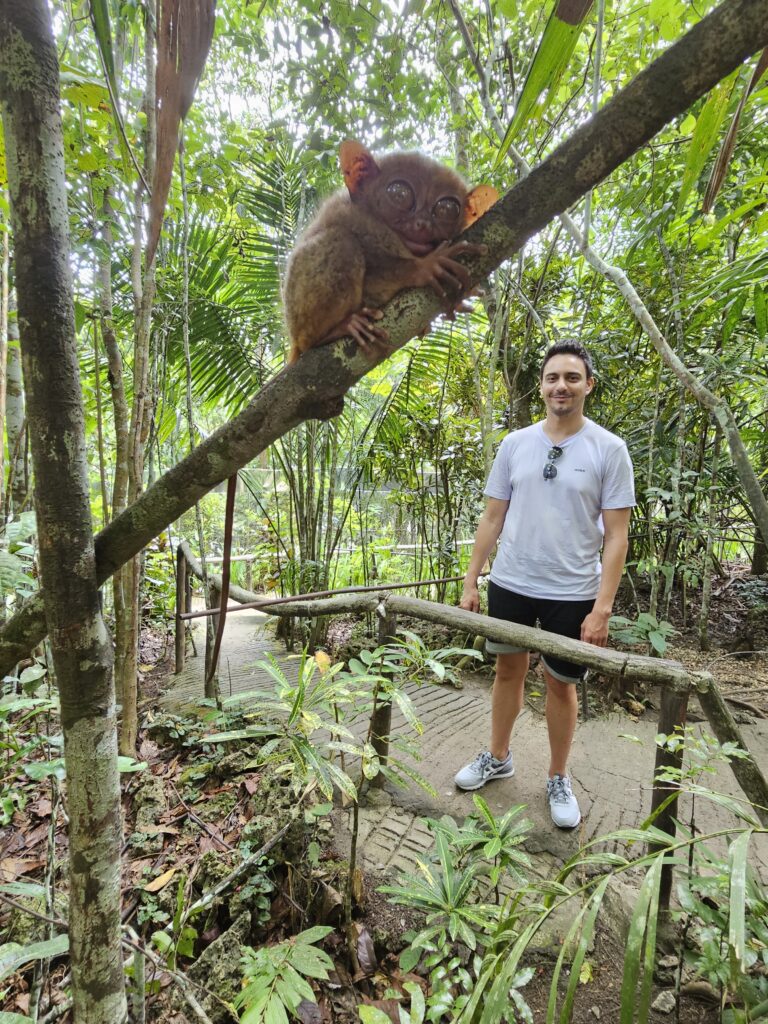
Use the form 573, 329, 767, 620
386, 180, 415, 212
432, 196, 462, 223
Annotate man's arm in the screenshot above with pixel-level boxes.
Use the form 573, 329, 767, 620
580, 507, 632, 646
460, 497, 510, 612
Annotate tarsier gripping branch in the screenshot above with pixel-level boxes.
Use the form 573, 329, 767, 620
283, 140, 498, 364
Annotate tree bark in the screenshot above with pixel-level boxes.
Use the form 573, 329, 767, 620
0, 0, 767, 675
0, 4, 128, 1023
5, 291, 26, 515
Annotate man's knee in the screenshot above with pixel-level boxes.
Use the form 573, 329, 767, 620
544, 672, 578, 704
495, 651, 529, 684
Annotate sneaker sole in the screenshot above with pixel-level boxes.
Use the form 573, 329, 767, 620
551, 814, 581, 829
455, 766, 515, 791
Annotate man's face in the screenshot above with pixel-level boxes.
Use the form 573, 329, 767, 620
540, 354, 593, 418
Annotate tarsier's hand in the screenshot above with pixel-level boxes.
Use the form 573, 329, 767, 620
411, 241, 488, 302
321, 307, 389, 357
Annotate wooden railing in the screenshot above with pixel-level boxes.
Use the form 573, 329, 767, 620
173, 541, 768, 910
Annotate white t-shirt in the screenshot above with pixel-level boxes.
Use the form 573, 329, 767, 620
484, 419, 635, 600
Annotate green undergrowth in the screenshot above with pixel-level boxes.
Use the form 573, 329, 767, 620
1, 636, 766, 1024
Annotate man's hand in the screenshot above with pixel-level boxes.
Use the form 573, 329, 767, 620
460, 584, 480, 614
580, 608, 611, 646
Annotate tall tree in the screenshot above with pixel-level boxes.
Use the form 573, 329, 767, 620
0, 3, 127, 1021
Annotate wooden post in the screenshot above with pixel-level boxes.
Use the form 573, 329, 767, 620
649, 686, 689, 914
204, 583, 220, 697
370, 607, 397, 789
697, 682, 768, 826
174, 546, 187, 674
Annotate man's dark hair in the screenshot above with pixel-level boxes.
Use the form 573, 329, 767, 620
540, 340, 594, 380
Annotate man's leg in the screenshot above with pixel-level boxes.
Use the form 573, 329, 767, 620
542, 668, 578, 777
490, 651, 529, 761
538, 598, 592, 828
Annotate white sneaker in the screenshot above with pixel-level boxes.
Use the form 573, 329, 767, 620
455, 750, 515, 791
547, 774, 581, 828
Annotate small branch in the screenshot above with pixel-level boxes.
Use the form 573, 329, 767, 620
166, 784, 314, 936
123, 929, 217, 1024
0, 891, 66, 930
170, 780, 233, 851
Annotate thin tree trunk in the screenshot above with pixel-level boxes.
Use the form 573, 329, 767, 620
118, 5, 157, 755
0, 200, 8, 512
0, 4, 127, 1021
699, 428, 723, 650
5, 291, 25, 515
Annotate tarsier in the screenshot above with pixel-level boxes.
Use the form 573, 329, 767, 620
283, 140, 498, 364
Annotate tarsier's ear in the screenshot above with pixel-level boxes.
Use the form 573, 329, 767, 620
463, 184, 499, 226
340, 140, 380, 197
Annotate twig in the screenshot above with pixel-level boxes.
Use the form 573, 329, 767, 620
722, 694, 765, 718
39, 1000, 72, 1023
171, 782, 315, 934
123, 928, 218, 1024
169, 780, 233, 851
0, 891, 66, 930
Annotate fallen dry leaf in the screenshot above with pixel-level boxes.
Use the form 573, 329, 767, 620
0, 857, 45, 883
143, 866, 177, 892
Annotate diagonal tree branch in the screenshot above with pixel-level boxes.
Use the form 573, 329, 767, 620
1, 0, 767, 676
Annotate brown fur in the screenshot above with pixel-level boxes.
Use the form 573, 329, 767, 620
283, 140, 497, 363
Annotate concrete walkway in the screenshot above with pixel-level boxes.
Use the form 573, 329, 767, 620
161, 608, 768, 879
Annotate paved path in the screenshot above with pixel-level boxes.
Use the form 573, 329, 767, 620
161, 606, 300, 708
162, 609, 768, 880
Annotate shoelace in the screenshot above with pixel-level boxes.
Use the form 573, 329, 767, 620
473, 751, 493, 770
549, 777, 571, 804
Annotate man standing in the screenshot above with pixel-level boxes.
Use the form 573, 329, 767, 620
455, 341, 635, 827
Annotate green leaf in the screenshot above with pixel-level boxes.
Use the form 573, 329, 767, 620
498, 0, 594, 161
19, 664, 47, 685
727, 829, 753, 966
117, 756, 148, 773
0, 1013, 35, 1023
360, 1008, 397, 1024
559, 876, 610, 1022
0, 935, 69, 983
399, 944, 422, 972
23, 759, 65, 782
264, 993, 290, 1024
404, 980, 426, 1023
293, 925, 334, 945
619, 855, 663, 1023
647, 630, 667, 654
151, 931, 173, 954
754, 284, 767, 340
677, 73, 737, 213
722, 291, 747, 345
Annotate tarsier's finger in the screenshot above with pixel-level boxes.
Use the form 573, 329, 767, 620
446, 241, 488, 258
432, 270, 464, 293
348, 328, 374, 353
435, 259, 471, 287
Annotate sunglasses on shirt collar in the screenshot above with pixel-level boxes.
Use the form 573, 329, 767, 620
543, 445, 563, 480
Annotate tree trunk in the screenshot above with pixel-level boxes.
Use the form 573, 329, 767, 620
5, 291, 26, 515
752, 534, 768, 575
0, 4, 127, 1021
118, 6, 158, 755
0, 204, 8, 511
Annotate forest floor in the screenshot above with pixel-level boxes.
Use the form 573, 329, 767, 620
1, 567, 767, 1022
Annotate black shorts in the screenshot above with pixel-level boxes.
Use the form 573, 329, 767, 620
487, 580, 594, 683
